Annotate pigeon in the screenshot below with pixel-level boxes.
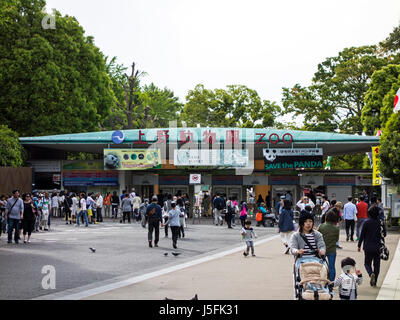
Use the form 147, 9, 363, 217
171, 252, 181, 256
89, 247, 96, 253
164, 252, 168, 256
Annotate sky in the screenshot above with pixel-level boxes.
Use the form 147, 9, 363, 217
45, 0, 400, 110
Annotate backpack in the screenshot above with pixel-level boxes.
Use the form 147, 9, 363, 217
215, 198, 223, 210
256, 211, 263, 222
227, 202, 235, 215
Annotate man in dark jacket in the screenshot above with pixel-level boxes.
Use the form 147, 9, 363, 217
212, 194, 226, 226
358, 205, 386, 287
146, 196, 163, 247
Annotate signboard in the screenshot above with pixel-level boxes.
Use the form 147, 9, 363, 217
30, 161, 61, 173
372, 146, 382, 186
174, 149, 248, 167
355, 175, 373, 186
263, 148, 323, 170
324, 176, 355, 186
300, 175, 324, 186
243, 176, 269, 185
63, 161, 103, 170
189, 174, 201, 184
63, 170, 119, 186
103, 149, 161, 170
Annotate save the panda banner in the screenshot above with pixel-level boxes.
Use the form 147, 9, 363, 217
263, 148, 323, 170
104, 149, 161, 170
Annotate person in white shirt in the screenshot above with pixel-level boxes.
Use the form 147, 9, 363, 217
77, 193, 88, 227
39, 192, 51, 231
296, 196, 315, 212
320, 195, 330, 222
96, 193, 103, 222
343, 197, 357, 241
71, 193, 78, 224
51, 192, 59, 218
132, 194, 142, 223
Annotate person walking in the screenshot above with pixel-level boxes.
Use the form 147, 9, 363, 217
51, 192, 59, 218
318, 210, 340, 281
132, 193, 142, 223
103, 192, 111, 218
356, 195, 368, 241
111, 191, 120, 220
140, 199, 149, 228
95, 193, 103, 222
177, 198, 186, 238
225, 197, 235, 229
334, 257, 363, 300
22, 194, 36, 243
63, 193, 72, 225
39, 192, 51, 231
231, 197, 238, 226
320, 196, 330, 223
146, 196, 163, 247
121, 193, 131, 223
163, 194, 173, 237
212, 194, 226, 226
166, 201, 181, 249
241, 220, 257, 257
70, 193, 78, 224
343, 197, 357, 242
239, 201, 248, 228
76, 193, 89, 227
357, 205, 386, 287
278, 200, 295, 254
5, 190, 24, 244
202, 192, 210, 217
290, 211, 326, 258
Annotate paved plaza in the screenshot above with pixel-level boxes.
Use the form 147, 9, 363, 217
1, 218, 399, 300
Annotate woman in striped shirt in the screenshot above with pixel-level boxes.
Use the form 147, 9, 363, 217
290, 211, 326, 258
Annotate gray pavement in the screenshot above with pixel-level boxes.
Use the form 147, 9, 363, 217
0, 218, 276, 300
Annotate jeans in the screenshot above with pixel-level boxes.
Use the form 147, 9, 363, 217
214, 209, 223, 225
77, 210, 88, 227
111, 205, 118, 218
164, 217, 169, 236
122, 211, 130, 223
171, 226, 180, 247
345, 219, 355, 240
97, 208, 103, 222
326, 253, 337, 282
245, 240, 254, 255
148, 219, 160, 243
364, 250, 381, 283
8, 218, 20, 242
356, 218, 366, 239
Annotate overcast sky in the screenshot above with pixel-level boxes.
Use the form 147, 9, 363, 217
45, 0, 400, 109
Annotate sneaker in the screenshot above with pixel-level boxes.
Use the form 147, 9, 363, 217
336, 245, 343, 249
155, 243, 159, 247
346, 238, 349, 242
149, 241, 153, 248
24, 240, 27, 244
66, 222, 69, 225
44, 228, 49, 231
7, 241, 12, 244
252, 254, 256, 257
355, 237, 359, 241
173, 244, 177, 249
27, 240, 30, 243
370, 273, 376, 286
39, 227, 42, 230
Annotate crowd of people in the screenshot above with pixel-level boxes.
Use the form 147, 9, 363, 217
277, 192, 387, 299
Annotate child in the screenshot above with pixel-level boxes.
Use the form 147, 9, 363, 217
241, 220, 257, 257
333, 257, 363, 300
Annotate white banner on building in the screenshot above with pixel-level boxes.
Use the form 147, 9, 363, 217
174, 150, 218, 166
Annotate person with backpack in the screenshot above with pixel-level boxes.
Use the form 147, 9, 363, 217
145, 196, 163, 247
132, 193, 142, 223
212, 193, 226, 226
111, 191, 120, 220
225, 197, 235, 229
177, 197, 186, 238
239, 201, 248, 228
278, 200, 295, 254
140, 199, 149, 228
166, 201, 181, 249
5, 190, 24, 244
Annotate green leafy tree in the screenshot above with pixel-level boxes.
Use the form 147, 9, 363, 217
283, 46, 387, 135
362, 64, 400, 135
0, 0, 114, 137
180, 84, 281, 128
0, 125, 25, 167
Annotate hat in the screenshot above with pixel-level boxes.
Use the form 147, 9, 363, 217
152, 195, 158, 202
299, 211, 314, 226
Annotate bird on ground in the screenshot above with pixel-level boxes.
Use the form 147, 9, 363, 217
164, 252, 168, 256
171, 252, 181, 256
89, 247, 96, 253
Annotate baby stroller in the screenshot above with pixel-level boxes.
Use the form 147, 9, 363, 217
293, 256, 333, 300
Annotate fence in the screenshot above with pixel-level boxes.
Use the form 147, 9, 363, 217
0, 167, 32, 196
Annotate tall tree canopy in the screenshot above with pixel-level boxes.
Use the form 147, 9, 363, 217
0, 125, 25, 167
282, 46, 387, 134
180, 84, 281, 128
0, 0, 114, 137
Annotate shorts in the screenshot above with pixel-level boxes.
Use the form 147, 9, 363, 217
87, 209, 93, 216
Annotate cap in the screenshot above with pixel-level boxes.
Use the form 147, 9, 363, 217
152, 195, 158, 202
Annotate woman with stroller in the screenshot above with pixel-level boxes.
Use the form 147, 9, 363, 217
278, 200, 295, 254
290, 211, 326, 258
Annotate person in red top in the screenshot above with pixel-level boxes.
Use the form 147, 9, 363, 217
356, 195, 368, 241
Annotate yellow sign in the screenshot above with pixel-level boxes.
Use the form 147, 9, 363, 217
103, 149, 161, 170
372, 146, 382, 186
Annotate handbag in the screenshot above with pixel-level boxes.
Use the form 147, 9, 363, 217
379, 220, 389, 261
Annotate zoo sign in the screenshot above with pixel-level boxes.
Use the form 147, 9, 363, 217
263, 148, 323, 170
103, 149, 161, 170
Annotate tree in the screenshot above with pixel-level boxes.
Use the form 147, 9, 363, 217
0, 0, 115, 137
379, 112, 400, 184
361, 64, 400, 135
0, 125, 25, 167
282, 46, 387, 135
180, 84, 281, 128
104, 61, 182, 130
